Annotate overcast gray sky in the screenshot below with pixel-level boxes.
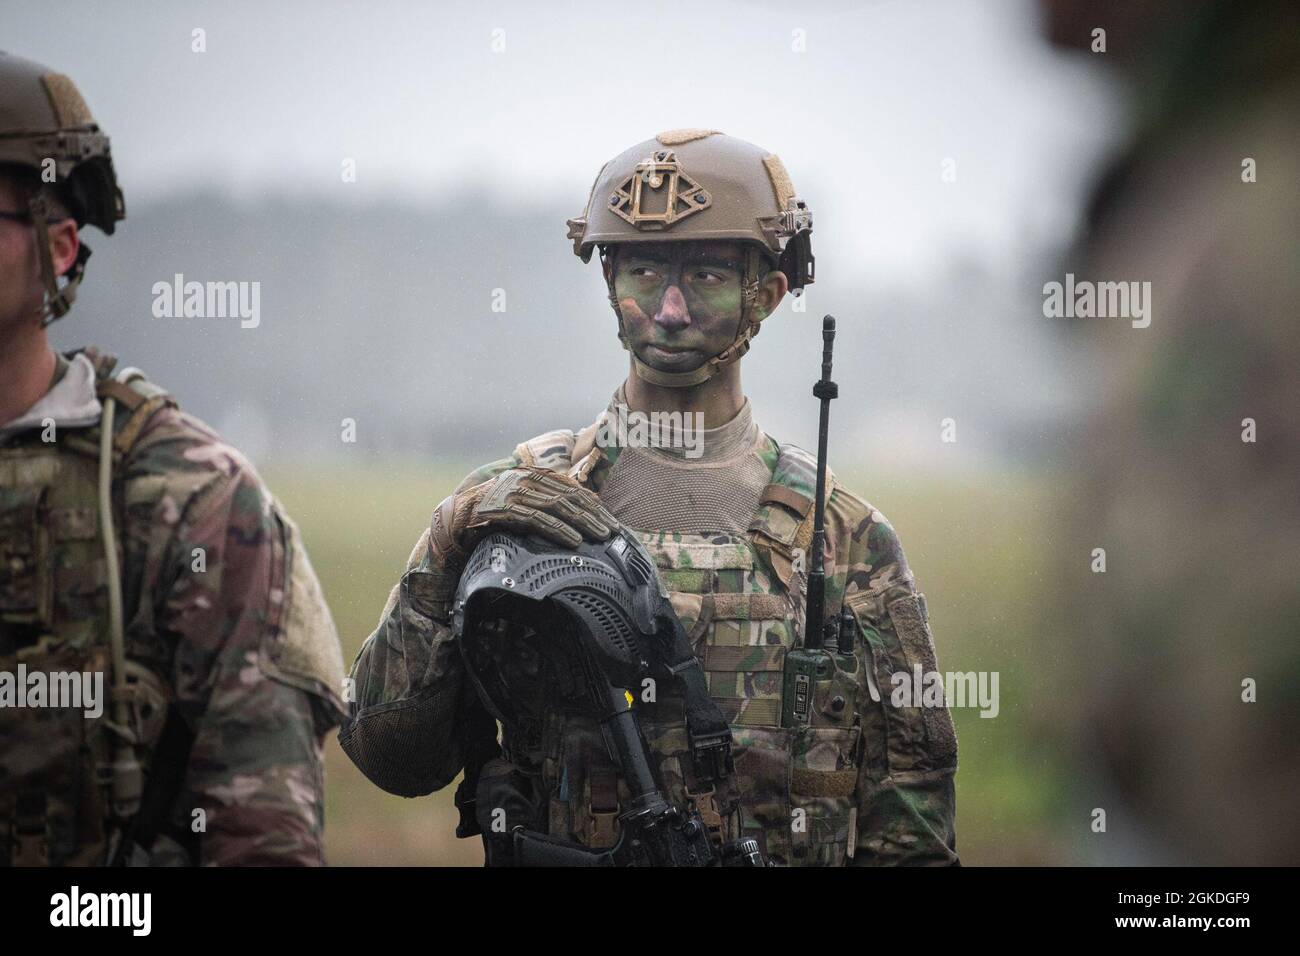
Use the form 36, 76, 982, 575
7, 0, 1122, 286
10, 0, 1132, 471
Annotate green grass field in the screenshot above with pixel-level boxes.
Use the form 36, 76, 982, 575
266, 460, 1075, 865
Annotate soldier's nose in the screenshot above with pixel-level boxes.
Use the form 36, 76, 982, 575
654, 284, 690, 332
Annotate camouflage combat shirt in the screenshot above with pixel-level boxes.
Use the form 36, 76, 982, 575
0, 348, 346, 866
345, 393, 958, 865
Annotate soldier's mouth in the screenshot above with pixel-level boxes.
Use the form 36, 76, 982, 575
639, 344, 704, 371
642, 343, 702, 361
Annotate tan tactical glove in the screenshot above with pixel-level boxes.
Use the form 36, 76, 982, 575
430, 466, 617, 572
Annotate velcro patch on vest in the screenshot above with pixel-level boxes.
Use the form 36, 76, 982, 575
790, 767, 858, 798
887, 591, 957, 762
660, 568, 711, 594
749, 501, 805, 550
708, 641, 785, 725
0, 454, 61, 487
638, 533, 753, 570
760, 483, 812, 517
706, 592, 788, 621
704, 644, 786, 672
714, 696, 782, 727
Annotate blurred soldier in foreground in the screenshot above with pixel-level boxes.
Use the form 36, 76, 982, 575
1044, 0, 1300, 863
341, 130, 959, 865
0, 51, 346, 865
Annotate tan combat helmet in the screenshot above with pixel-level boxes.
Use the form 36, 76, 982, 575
567, 129, 814, 387
0, 51, 125, 324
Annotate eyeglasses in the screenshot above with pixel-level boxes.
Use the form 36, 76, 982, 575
0, 210, 68, 225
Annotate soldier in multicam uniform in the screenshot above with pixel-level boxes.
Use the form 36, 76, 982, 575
1042, 0, 1300, 864
341, 130, 959, 865
0, 51, 346, 866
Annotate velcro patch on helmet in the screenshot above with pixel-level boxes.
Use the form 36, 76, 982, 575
762, 154, 796, 210
655, 128, 719, 146
40, 73, 94, 128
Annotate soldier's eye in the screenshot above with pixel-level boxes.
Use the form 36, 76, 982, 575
630, 266, 661, 279
691, 270, 724, 284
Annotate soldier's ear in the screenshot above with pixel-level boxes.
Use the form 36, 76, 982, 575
754, 267, 788, 320
48, 218, 80, 278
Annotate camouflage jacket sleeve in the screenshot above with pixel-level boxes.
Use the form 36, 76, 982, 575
129, 407, 346, 866
830, 490, 960, 866
339, 457, 517, 797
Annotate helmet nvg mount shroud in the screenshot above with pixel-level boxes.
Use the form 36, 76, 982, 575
567, 129, 814, 388
453, 528, 764, 867
0, 51, 126, 324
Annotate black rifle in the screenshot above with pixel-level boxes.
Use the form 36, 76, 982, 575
504, 681, 760, 867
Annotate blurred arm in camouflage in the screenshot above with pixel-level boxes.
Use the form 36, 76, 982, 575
132, 406, 346, 866
830, 490, 960, 865
339, 459, 616, 796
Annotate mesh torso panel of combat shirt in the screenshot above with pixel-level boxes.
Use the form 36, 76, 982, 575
595, 388, 772, 533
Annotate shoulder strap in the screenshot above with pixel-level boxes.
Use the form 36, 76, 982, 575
651, 596, 734, 781
748, 439, 833, 589
50, 353, 187, 860
452, 693, 503, 841
512, 412, 616, 489
91, 362, 178, 463
513, 428, 576, 471
569, 408, 622, 487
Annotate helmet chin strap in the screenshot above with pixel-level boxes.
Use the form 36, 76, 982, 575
29, 193, 88, 326
601, 245, 766, 389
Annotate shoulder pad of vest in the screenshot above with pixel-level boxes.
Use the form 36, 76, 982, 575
568, 409, 617, 485
513, 428, 576, 472
767, 442, 821, 503
748, 440, 836, 584
122, 375, 172, 405
88, 361, 178, 461
80, 348, 176, 410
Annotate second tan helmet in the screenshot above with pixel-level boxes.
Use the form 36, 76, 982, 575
0, 50, 125, 323
567, 129, 814, 387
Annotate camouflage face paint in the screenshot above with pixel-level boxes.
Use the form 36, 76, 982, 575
611, 241, 747, 373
